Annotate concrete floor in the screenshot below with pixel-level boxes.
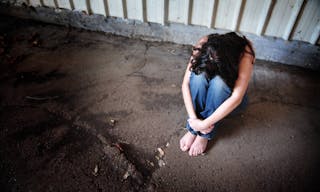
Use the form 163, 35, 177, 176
0, 16, 320, 192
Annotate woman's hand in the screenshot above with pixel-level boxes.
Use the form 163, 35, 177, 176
188, 118, 214, 133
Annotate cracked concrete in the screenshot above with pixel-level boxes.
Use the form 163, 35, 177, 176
0, 16, 320, 192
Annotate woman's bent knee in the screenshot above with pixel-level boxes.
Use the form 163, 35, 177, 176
190, 72, 208, 88
208, 75, 231, 93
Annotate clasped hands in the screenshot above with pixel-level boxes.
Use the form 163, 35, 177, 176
188, 118, 214, 134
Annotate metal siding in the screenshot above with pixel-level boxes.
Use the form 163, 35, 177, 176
126, 0, 143, 21
214, 0, 242, 30
239, 0, 272, 35
42, 0, 56, 7
146, 0, 165, 24
168, 0, 189, 24
29, 0, 41, 6
56, 0, 71, 9
191, 0, 215, 27
73, 0, 88, 12
108, 0, 124, 18
22, 0, 320, 45
90, 0, 106, 16
265, 0, 303, 39
292, 0, 320, 44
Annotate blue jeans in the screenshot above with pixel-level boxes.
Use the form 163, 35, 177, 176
186, 72, 248, 140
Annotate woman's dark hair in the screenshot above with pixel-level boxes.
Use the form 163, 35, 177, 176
190, 32, 255, 88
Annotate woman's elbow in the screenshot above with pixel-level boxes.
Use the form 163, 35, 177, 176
231, 93, 243, 106
235, 97, 242, 107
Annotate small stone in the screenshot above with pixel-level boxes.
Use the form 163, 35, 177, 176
123, 171, 130, 180
158, 159, 165, 167
147, 160, 154, 167
169, 49, 177, 55
157, 147, 165, 157
93, 165, 98, 176
109, 119, 116, 126
165, 142, 170, 147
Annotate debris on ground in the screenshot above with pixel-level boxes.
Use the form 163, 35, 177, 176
155, 147, 166, 168
108, 118, 117, 127
157, 147, 165, 158
158, 159, 165, 167
123, 170, 130, 180
146, 160, 154, 167
28, 32, 41, 47
25, 95, 59, 101
112, 143, 124, 152
92, 164, 99, 176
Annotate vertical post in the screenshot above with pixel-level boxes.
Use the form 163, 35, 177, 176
185, 0, 191, 25
163, 0, 169, 25
122, 0, 127, 19
232, 0, 243, 31
210, 0, 218, 29
142, 0, 147, 22
70, 0, 75, 10
235, 0, 246, 31
103, 0, 109, 16
86, 0, 92, 14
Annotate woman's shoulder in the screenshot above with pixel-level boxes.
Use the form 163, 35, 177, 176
243, 44, 255, 64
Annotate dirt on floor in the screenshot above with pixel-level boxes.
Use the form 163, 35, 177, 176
0, 16, 320, 192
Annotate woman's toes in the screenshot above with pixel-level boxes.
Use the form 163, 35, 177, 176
180, 132, 196, 152
188, 136, 208, 156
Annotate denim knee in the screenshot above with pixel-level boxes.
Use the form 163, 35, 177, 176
199, 75, 231, 118
189, 72, 209, 116
208, 76, 231, 96
189, 72, 208, 90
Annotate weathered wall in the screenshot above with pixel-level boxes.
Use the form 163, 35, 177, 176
0, 0, 319, 69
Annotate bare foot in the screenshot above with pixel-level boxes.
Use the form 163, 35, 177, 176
180, 132, 196, 152
188, 136, 208, 156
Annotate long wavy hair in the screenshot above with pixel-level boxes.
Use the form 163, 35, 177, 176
190, 32, 255, 88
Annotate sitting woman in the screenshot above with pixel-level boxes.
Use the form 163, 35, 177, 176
180, 32, 255, 156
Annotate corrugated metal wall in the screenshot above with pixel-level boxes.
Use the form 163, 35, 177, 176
21, 0, 320, 44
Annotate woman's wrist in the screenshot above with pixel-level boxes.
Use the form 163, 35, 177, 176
188, 115, 197, 120
203, 118, 213, 129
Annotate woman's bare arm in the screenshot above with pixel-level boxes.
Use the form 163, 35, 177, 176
181, 36, 209, 120
182, 60, 197, 119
